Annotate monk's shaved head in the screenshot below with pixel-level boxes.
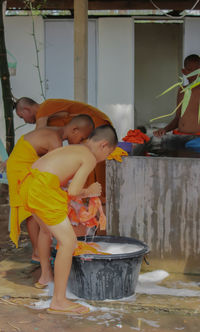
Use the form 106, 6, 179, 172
70, 114, 95, 131
89, 125, 118, 147
184, 54, 200, 69
15, 97, 37, 113
14, 97, 38, 124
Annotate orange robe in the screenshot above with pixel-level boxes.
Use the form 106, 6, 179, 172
36, 99, 111, 127
36, 99, 112, 203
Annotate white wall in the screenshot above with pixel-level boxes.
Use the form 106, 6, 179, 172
183, 18, 200, 60
0, 16, 135, 146
97, 18, 134, 140
182, 18, 200, 86
0, 16, 45, 146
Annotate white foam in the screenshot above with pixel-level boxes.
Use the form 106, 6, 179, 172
94, 242, 143, 255
45, 281, 79, 299
138, 270, 169, 283
136, 270, 200, 297
30, 299, 51, 309
139, 318, 160, 328
136, 283, 200, 297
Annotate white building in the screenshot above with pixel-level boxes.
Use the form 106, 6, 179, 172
0, 13, 200, 146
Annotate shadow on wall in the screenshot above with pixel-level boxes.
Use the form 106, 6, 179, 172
184, 254, 200, 275
102, 104, 134, 140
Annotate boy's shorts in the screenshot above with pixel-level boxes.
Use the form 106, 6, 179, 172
19, 168, 68, 226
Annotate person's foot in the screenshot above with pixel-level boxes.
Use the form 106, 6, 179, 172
37, 268, 53, 287
48, 299, 90, 315
34, 282, 48, 289
31, 259, 40, 265
31, 255, 40, 264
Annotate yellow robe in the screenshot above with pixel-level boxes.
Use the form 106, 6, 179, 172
7, 136, 39, 247
19, 169, 68, 226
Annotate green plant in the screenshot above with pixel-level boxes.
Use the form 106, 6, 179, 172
24, 0, 45, 100
150, 69, 200, 123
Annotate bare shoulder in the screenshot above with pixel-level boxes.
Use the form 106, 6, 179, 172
42, 128, 62, 148
25, 127, 61, 147
71, 144, 96, 164
35, 127, 58, 138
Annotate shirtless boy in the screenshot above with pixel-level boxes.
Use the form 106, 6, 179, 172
18, 125, 118, 315
15, 98, 112, 205
7, 115, 94, 263
153, 54, 200, 137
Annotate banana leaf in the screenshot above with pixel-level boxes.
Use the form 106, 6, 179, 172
150, 99, 183, 123
181, 76, 200, 92
151, 68, 200, 124
156, 81, 183, 98
181, 88, 191, 117
185, 68, 200, 78
188, 80, 200, 90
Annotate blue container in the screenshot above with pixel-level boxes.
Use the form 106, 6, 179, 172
68, 235, 149, 300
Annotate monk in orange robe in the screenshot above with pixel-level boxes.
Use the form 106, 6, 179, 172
15, 98, 112, 204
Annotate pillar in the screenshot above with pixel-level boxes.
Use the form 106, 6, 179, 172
74, 0, 88, 103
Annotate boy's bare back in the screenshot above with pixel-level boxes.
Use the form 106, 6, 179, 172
24, 128, 62, 156
32, 145, 97, 192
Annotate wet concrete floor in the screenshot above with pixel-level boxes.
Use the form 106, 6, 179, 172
0, 232, 200, 332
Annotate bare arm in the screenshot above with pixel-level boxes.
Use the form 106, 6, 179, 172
68, 156, 97, 197
36, 111, 70, 129
36, 116, 48, 129
77, 182, 102, 198
153, 88, 182, 137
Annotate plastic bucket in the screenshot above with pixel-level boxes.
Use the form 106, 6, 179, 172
68, 235, 149, 300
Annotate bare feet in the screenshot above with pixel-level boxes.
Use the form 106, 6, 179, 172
34, 282, 48, 289
32, 255, 40, 262
31, 255, 40, 264
49, 298, 90, 315
38, 268, 53, 286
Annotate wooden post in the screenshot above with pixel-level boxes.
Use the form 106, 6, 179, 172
74, 0, 88, 103
0, 0, 14, 154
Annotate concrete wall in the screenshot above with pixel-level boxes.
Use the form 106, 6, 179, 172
183, 18, 200, 59
106, 157, 200, 274
134, 23, 183, 129
98, 18, 134, 140
183, 18, 200, 85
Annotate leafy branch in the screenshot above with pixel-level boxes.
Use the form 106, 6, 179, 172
150, 69, 200, 123
24, 0, 45, 100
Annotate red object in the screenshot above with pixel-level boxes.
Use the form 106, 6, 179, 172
122, 129, 150, 144
173, 129, 200, 136
68, 196, 106, 230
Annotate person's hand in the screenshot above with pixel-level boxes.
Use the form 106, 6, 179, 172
153, 128, 167, 137
87, 182, 102, 197
0, 161, 6, 173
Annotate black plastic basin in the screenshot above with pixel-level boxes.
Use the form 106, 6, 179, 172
68, 235, 149, 300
